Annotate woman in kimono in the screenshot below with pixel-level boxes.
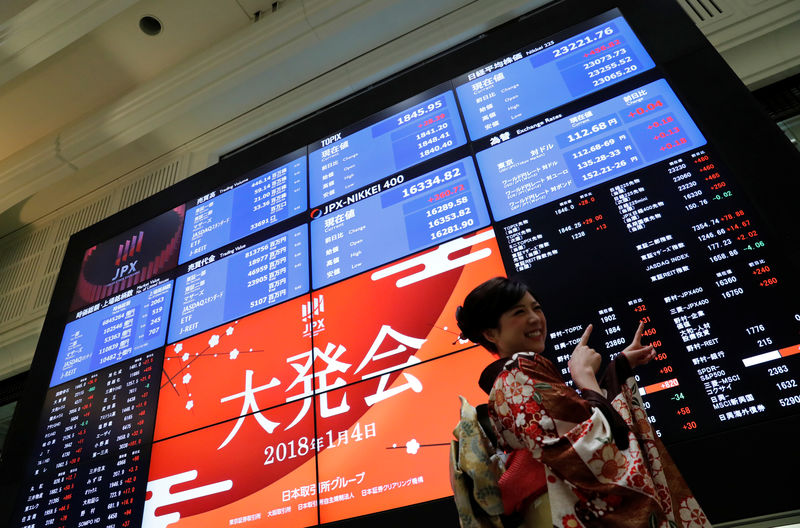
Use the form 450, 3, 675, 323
455, 277, 710, 528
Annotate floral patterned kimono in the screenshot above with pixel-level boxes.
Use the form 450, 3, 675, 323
479, 351, 710, 528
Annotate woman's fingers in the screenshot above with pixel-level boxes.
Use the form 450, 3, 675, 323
579, 323, 593, 346
630, 320, 645, 346
627, 344, 656, 366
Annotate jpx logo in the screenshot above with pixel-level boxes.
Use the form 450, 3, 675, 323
302, 294, 325, 338
111, 261, 138, 281
321, 133, 342, 147
111, 231, 144, 282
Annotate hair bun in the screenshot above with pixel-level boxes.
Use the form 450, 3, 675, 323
454, 303, 479, 342
454, 305, 466, 340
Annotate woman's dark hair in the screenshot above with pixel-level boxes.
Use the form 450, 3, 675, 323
455, 277, 537, 353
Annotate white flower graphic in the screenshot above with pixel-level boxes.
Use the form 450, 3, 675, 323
540, 415, 555, 431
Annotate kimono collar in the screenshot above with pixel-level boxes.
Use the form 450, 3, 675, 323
478, 352, 537, 395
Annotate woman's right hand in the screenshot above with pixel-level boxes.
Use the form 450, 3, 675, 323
621, 321, 656, 367
569, 324, 602, 393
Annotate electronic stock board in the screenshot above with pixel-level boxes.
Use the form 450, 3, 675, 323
3, 2, 799, 527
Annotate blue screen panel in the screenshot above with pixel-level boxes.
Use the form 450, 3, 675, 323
51, 281, 173, 386
311, 158, 490, 288
455, 16, 655, 140
308, 89, 467, 207
179, 154, 307, 264
180, 192, 235, 263
476, 79, 705, 220
169, 225, 309, 342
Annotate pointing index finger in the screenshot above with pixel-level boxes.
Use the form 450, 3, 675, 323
579, 324, 593, 346
632, 320, 645, 345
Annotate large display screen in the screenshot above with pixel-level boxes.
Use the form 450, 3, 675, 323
5, 4, 799, 528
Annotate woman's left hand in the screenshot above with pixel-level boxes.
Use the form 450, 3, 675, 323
621, 321, 656, 368
569, 324, 603, 393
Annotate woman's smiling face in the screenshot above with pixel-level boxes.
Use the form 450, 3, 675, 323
482, 292, 547, 358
